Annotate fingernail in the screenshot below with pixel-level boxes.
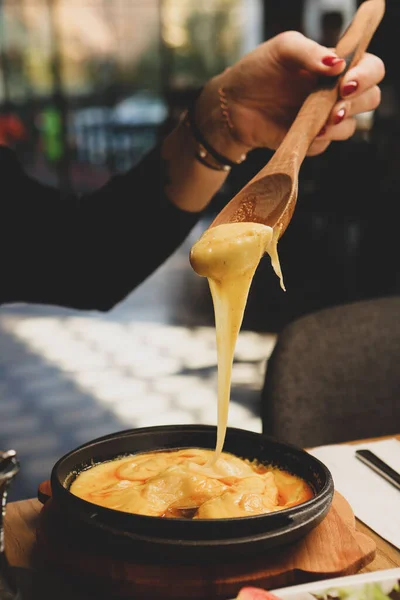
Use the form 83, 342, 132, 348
342, 81, 358, 96
334, 107, 346, 125
322, 55, 344, 67
317, 126, 327, 137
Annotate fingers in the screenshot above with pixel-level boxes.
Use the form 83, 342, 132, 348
317, 52, 384, 146
327, 85, 381, 126
308, 117, 358, 156
308, 117, 357, 156
271, 32, 385, 94
340, 52, 385, 100
274, 34, 385, 95
272, 31, 345, 76
308, 139, 331, 157
324, 117, 358, 141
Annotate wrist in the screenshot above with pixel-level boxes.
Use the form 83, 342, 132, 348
193, 75, 252, 164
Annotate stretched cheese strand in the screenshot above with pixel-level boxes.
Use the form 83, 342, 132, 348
190, 222, 284, 463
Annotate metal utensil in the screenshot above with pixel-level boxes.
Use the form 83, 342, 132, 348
0, 450, 21, 600
355, 448, 400, 491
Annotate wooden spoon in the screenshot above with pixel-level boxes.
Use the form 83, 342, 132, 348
209, 0, 385, 236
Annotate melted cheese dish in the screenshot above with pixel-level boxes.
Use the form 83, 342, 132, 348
190, 222, 285, 461
70, 223, 294, 520
70, 448, 313, 519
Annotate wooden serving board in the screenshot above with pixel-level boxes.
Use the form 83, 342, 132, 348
34, 491, 376, 600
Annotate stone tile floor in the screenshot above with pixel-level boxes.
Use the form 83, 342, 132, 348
0, 219, 276, 501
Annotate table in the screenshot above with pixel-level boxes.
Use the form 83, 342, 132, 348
3, 435, 400, 599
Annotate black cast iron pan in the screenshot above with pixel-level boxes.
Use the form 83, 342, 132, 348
39, 425, 334, 563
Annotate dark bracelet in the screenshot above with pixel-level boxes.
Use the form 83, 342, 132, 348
195, 151, 229, 171
183, 88, 247, 172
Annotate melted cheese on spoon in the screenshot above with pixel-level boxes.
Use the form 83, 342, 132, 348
190, 222, 285, 463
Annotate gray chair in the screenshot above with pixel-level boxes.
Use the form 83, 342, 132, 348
261, 295, 400, 448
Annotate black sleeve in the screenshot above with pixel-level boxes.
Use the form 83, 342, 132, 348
0, 145, 202, 312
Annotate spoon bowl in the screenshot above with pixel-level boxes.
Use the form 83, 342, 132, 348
211, 172, 295, 234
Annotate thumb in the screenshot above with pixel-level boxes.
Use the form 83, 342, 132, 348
272, 31, 346, 76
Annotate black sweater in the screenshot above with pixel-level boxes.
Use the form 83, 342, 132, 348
0, 145, 201, 311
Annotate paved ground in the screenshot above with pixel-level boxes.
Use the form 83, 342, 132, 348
0, 219, 276, 501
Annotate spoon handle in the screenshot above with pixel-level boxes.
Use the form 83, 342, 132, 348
267, 0, 385, 172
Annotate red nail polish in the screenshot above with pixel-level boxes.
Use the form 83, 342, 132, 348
317, 126, 327, 137
322, 56, 344, 67
334, 108, 346, 125
342, 81, 358, 96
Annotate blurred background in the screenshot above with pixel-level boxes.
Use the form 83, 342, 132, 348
1, 0, 399, 500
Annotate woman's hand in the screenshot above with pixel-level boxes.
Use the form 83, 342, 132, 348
162, 30, 384, 213
197, 31, 385, 158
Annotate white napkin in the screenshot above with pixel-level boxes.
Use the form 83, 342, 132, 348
308, 438, 400, 549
